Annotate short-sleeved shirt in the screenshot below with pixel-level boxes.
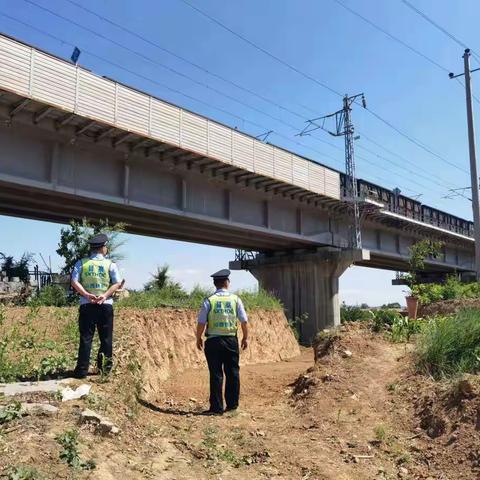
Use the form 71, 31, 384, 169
71, 254, 121, 305
197, 288, 248, 326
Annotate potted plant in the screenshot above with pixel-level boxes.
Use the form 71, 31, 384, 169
405, 239, 442, 319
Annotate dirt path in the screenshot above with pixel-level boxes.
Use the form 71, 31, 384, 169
135, 331, 409, 480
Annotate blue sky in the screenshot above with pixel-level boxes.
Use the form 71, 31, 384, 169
0, 0, 478, 305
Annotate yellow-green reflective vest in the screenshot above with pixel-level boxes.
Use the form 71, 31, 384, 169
207, 293, 239, 337
80, 258, 112, 296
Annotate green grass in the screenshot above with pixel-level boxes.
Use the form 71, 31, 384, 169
117, 286, 282, 310
416, 309, 480, 379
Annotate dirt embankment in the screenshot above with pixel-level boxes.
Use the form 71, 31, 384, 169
123, 308, 300, 401
419, 297, 480, 317
1, 307, 300, 400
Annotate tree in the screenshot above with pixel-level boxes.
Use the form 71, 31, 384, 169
144, 264, 185, 295
0, 252, 34, 282
407, 239, 443, 294
56, 219, 127, 274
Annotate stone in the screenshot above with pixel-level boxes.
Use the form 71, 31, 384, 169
21, 402, 58, 416
0, 379, 73, 397
80, 409, 119, 435
398, 466, 409, 477
96, 420, 120, 435
80, 408, 103, 424
341, 349, 353, 358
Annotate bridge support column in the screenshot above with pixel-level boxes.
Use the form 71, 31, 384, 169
231, 248, 369, 345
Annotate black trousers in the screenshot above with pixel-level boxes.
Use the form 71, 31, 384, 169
74, 304, 114, 376
204, 336, 240, 412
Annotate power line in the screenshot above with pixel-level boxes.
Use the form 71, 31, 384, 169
364, 107, 469, 174
358, 132, 460, 187
23, 0, 354, 159
401, 0, 480, 64
0, 11, 348, 172
60, 0, 469, 189
332, 0, 450, 74
178, 0, 343, 98
63, 0, 318, 124
179, 0, 469, 179
1, 8, 464, 203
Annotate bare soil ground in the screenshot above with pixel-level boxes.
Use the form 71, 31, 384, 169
2, 319, 480, 479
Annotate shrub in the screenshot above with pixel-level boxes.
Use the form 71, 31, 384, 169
340, 304, 372, 323
371, 309, 402, 332
416, 309, 480, 378
31, 285, 69, 307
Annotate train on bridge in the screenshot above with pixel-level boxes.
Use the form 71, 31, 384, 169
341, 175, 474, 238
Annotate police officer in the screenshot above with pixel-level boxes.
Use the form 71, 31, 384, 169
196, 269, 248, 415
71, 233, 122, 379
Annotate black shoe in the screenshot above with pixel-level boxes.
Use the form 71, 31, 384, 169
225, 406, 238, 412
72, 371, 87, 379
202, 409, 224, 416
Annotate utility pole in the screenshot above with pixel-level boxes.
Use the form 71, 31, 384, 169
298, 93, 366, 249
450, 49, 480, 279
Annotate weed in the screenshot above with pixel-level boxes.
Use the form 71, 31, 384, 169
0, 303, 6, 326
35, 354, 70, 379
6, 465, 43, 480
0, 401, 23, 424
371, 309, 401, 332
417, 310, 480, 378
55, 429, 96, 470
374, 424, 387, 442
390, 316, 422, 343
288, 313, 307, 341
118, 286, 282, 310
386, 382, 398, 392
202, 426, 218, 449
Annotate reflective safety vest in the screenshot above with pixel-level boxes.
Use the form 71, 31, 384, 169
206, 293, 239, 337
79, 257, 112, 296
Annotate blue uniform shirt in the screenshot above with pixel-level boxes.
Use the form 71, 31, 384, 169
197, 288, 248, 325
71, 254, 121, 305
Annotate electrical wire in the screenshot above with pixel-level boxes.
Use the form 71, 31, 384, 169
178, 0, 470, 178
62, 0, 316, 124
0, 8, 464, 202
333, 0, 451, 74
56, 0, 469, 189
401, 0, 480, 63
177, 0, 343, 98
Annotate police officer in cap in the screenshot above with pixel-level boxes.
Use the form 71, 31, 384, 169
196, 269, 249, 415
71, 233, 122, 379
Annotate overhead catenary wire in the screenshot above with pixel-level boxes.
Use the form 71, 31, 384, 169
177, 0, 343, 98
332, 0, 451, 74
62, 0, 316, 124
401, 0, 480, 64
178, 0, 470, 179
0, 11, 350, 173
0, 10, 461, 206
52, 0, 469, 190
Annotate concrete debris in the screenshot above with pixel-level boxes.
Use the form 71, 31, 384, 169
0, 378, 73, 397
80, 409, 120, 435
21, 402, 58, 416
61, 384, 91, 402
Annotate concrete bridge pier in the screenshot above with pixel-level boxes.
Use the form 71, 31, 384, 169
231, 248, 369, 345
